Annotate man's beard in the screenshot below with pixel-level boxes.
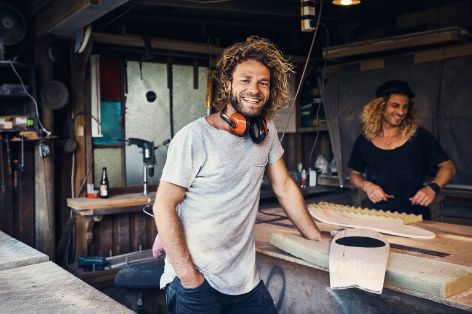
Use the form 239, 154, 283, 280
230, 91, 268, 118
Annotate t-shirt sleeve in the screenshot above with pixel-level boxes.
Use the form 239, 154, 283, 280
421, 128, 449, 168
160, 126, 204, 189
267, 120, 284, 165
347, 135, 367, 173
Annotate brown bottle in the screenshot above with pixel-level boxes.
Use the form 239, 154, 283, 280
99, 167, 109, 198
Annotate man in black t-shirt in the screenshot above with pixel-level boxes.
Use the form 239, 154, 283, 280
348, 80, 455, 219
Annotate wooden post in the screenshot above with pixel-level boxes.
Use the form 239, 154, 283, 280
34, 35, 55, 259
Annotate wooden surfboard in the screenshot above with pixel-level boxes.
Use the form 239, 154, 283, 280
309, 205, 435, 239
329, 228, 390, 294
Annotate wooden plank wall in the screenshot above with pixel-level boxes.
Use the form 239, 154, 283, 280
0, 142, 35, 247
89, 212, 157, 258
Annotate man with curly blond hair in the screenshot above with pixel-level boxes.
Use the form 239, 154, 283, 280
348, 80, 455, 219
153, 36, 322, 313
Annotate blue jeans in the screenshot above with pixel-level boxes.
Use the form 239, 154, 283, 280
165, 277, 276, 314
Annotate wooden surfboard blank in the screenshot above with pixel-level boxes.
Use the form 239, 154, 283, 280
314, 202, 422, 225
270, 232, 472, 298
308, 205, 435, 239
329, 229, 390, 294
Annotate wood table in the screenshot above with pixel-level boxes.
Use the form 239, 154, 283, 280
0, 230, 49, 271
67, 193, 155, 261
0, 261, 133, 313
255, 207, 472, 313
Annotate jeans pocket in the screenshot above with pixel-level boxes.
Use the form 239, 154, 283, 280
178, 277, 208, 293
165, 279, 178, 312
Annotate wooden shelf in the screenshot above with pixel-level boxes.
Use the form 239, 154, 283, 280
323, 27, 471, 60
298, 120, 328, 133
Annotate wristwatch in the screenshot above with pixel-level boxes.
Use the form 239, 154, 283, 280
428, 182, 441, 194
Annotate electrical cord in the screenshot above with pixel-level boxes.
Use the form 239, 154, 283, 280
8, 59, 52, 137
280, 0, 323, 143
143, 205, 154, 218
307, 23, 330, 170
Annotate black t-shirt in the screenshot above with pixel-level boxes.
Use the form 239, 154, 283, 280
348, 127, 449, 217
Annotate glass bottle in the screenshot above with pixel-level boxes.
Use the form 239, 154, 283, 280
99, 167, 109, 198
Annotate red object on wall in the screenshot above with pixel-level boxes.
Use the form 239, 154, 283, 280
100, 58, 123, 100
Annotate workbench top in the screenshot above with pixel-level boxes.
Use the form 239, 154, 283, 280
67, 192, 155, 210
0, 230, 49, 271
255, 207, 472, 311
0, 261, 133, 313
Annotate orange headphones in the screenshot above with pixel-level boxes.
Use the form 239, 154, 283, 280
220, 111, 269, 144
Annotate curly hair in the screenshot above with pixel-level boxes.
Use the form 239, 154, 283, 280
361, 97, 420, 141
214, 36, 294, 119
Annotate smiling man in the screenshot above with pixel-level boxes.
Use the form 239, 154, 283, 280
348, 80, 456, 219
153, 36, 322, 314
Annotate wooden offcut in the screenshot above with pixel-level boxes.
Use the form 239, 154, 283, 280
329, 229, 390, 294
270, 232, 472, 298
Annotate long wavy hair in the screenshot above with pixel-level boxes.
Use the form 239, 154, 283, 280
214, 36, 294, 119
361, 97, 419, 141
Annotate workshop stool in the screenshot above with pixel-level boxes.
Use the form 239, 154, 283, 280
114, 259, 165, 313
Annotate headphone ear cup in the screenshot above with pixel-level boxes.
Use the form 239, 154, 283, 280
229, 112, 248, 136
249, 117, 268, 144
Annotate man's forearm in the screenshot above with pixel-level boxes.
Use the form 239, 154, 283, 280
275, 178, 321, 240
154, 202, 199, 284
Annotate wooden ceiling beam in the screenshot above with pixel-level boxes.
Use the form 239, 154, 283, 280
132, 0, 298, 17
34, 0, 131, 37
120, 13, 293, 30
92, 32, 224, 55
92, 32, 306, 62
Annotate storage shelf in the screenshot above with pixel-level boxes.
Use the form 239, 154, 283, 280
298, 125, 328, 133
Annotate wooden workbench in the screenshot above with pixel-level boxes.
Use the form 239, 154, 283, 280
0, 230, 132, 312
0, 261, 133, 313
255, 207, 472, 313
0, 230, 49, 271
67, 193, 157, 261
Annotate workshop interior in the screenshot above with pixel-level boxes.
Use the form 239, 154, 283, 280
0, 0, 472, 313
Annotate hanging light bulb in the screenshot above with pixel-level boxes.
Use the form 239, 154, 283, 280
332, 0, 361, 5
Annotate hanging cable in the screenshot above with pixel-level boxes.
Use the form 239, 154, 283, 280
307, 23, 330, 170
280, 0, 323, 142
8, 60, 52, 136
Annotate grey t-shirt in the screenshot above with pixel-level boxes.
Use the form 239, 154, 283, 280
159, 116, 284, 295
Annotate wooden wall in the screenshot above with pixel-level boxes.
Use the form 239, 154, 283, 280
76, 210, 157, 259
0, 141, 35, 246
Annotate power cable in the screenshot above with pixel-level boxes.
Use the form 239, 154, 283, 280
280, 0, 323, 143
307, 23, 330, 170
8, 60, 52, 136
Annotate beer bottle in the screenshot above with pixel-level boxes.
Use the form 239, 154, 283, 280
99, 167, 109, 198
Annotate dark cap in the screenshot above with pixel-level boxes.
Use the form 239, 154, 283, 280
375, 80, 415, 99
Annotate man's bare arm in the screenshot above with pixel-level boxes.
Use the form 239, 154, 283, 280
265, 159, 321, 241
153, 181, 204, 288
